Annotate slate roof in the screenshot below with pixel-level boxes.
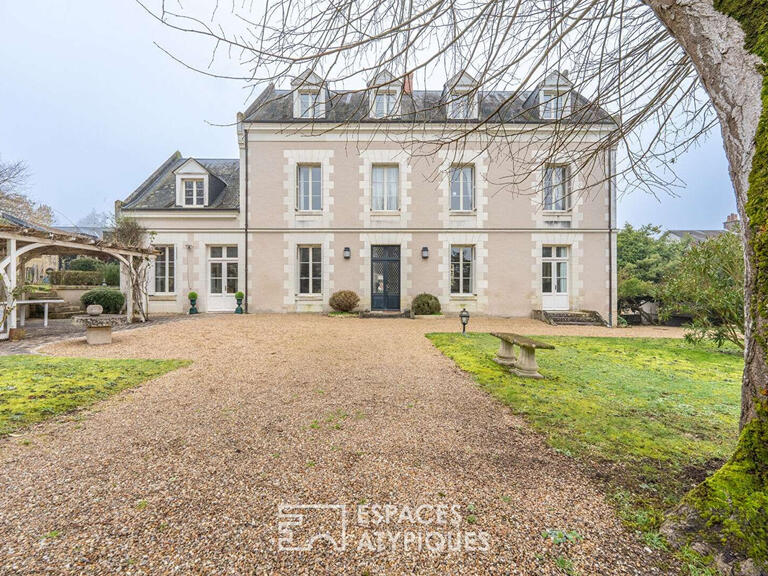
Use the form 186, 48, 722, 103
242, 84, 614, 124
121, 152, 240, 211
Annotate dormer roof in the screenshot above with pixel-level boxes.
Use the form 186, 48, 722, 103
540, 71, 573, 90
445, 71, 477, 92
291, 69, 325, 90
367, 69, 401, 89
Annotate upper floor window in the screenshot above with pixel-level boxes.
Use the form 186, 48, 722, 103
450, 165, 475, 211
298, 245, 322, 294
183, 179, 204, 206
541, 90, 568, 120
372, 93, 397, 118
371, 165, 399, 211
543, 165, 570, 211
448, 93, 475, 120
154, 246, 175, 293
451, 245, 474, 294
297, 164, 322, 211
298, 91, 322, 118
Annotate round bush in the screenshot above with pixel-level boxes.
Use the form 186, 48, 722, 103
80, 288, 125, 314
412, 293, 441, 315
329, 290, 360, 312
68, 257, 104, 271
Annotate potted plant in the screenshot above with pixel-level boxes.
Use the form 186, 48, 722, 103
188, 291, 198, 314
234, 291, 245, 314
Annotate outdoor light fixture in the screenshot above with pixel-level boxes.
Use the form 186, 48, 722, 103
343, 247, 351, 259
421, 246, 429, 259
459, 308, 470, 335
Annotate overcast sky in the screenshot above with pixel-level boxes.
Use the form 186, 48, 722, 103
0, 0, 737, 230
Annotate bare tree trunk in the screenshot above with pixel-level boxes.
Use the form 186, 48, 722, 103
646, 0, 766, 430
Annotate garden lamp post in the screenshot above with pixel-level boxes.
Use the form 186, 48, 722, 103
459, 308, 470, 335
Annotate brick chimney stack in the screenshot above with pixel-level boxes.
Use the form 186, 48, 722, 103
403, 72, 413, 95
724, 212, 740, 231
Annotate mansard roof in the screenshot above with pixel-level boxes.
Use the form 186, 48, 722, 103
121, 152, 239, 211
242, 80, 614, 124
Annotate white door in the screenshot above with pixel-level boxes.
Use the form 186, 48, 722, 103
208, 245, 239, 311
542, 245, 569, 310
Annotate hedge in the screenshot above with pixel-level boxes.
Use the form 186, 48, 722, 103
50, 270, 103, 286
80, 289, 125, 314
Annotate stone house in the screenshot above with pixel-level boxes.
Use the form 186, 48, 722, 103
117, 71, 618, 321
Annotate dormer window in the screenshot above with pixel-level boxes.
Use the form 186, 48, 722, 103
183, 179, 205, 206
541, 90, 568, 120
448, 93, 475, 120
372, 92, 397, 118
298, 91, 322, 118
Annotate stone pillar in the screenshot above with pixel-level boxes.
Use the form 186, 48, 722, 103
125, 255, 134, 324
8, 238, 17, 330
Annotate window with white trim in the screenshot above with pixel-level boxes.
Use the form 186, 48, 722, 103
451, 245, 474, 294
371, 165, 399, 211
297, 164, 322, 211
298, 245, 322, 295
448, 93, 474, 120
297, 91, 323, 118
154, 246, 175, 293
450, 165, 475, 211
209, 245, 238, 295
541, 90, 567, 120
372, 93, 397, 118
183, 179, 204, 206
543, 165, 570, 211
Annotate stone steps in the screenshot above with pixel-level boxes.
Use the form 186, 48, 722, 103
359, 309, 412, 319
533, 310, 606, 326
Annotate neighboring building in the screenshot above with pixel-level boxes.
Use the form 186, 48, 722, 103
667, 213, 740, 243
118, 71, 618, 320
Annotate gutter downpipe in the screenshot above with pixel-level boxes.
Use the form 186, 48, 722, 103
608, 147, 614, 327
244, 126, 249, 314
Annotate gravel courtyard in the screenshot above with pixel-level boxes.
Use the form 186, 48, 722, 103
0, 315, 682, 574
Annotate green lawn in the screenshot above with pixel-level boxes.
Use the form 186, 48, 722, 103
0, 355, 189, 435
427, 333, 743, 543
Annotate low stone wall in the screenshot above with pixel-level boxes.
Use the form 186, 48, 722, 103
52, 286, 91, 307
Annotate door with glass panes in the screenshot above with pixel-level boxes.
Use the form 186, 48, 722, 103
208, 245, 239, 311
541, 245, 569, 310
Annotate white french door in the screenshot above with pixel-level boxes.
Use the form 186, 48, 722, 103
542, 245, 569, 310
208, 245, 239, 311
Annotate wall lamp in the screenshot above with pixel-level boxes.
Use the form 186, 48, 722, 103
343, 247, 351, 259
421, 246, 429, 259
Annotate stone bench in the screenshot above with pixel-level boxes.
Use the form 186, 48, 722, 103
490, 332, 555, 379
72, 314, 127, 345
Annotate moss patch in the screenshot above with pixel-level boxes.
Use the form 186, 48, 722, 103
0, 355, 189, 435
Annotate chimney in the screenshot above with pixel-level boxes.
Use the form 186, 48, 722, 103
403, 72, 413, 95
724, 212, 740, 232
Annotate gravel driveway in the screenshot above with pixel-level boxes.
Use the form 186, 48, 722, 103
0, 315, 678, 574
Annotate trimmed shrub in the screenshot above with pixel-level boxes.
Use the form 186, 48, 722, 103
412, 293, 441, 315
329, 290, 360, 312
103, 263, 120, 286
50, 270, 103, 286
68, 257, 104, 271
80, 288, 125, 314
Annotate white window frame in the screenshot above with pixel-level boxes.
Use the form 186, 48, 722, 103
448, 92, 476, 120
154, 245, 176, 294
543, 164, 571, 211
296, 164, 322, 212
541, 90, 568, 120
371, 164, 399, 212
297, 245, 322, 295
209, 245, 239, 296
182, 178, 205, 207
450, 245, 474, 295
449, 165, 475, 212
542, 245, 569, 295
371, 92, 397, 118
296, 91, 324, 119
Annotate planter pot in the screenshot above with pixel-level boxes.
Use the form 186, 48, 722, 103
189, 299, 198, 315
8, 328, 25, 341
235, 298, 244, 314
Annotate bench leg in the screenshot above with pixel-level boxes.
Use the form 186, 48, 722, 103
511, 346, 544, 379
493, 339, 518, 366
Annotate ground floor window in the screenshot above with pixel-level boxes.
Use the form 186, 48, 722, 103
451, 245, 474, 294
298, 245, 322, 294
155, 245, 175, 293
210, 245, 238, 295
542, 245, 568, 294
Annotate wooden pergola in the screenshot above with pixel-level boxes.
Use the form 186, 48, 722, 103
0, 212, 156, 339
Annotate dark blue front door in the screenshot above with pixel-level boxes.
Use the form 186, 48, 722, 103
371, 245, 400, 310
